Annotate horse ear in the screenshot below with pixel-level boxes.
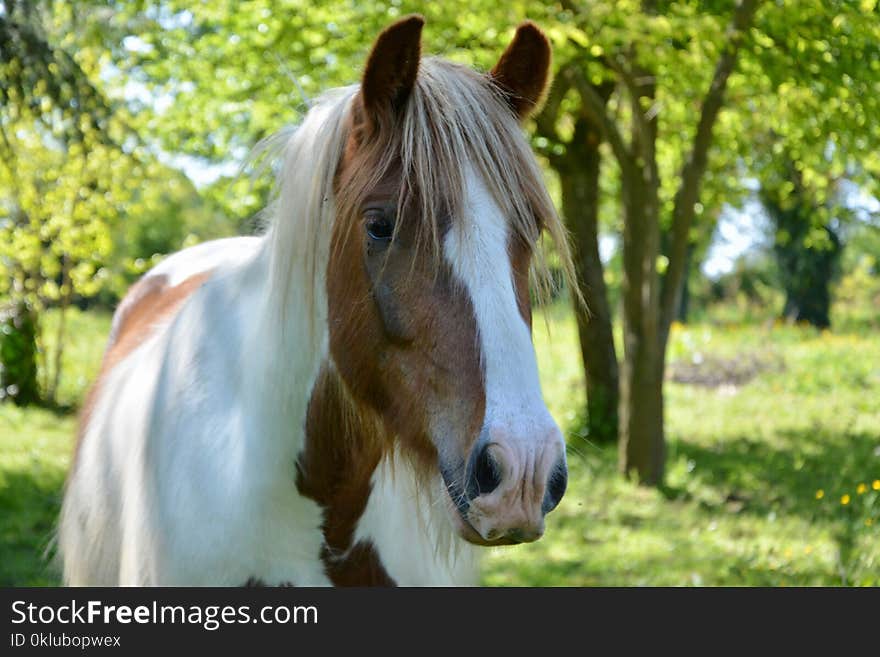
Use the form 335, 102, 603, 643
490, 21, 552, 121
360, 15, 424, 126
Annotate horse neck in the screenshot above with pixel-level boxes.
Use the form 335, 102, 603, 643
237, 219, 331, 468
243, 99, 347, 459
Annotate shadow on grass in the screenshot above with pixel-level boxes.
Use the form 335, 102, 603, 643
35, 398, 80, 417
662, 428, 879, 522
0, 469, 64, 586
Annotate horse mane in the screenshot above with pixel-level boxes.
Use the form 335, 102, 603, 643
264, 57, 578, 343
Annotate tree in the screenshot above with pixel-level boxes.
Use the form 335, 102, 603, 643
0, 0, 210, 404
746, 1, 880, 328
547, 0, 878, 484
760, 159, 842, 329
1, 0, 116, 404
542, 0, 759, 484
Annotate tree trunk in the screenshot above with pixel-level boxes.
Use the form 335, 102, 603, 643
676, 244, 693, 323
48, 256, 71, 405
765, 191, 840, 329
619, 332, 665, 483
0, 300, 40, 406
618, 165, 666, 485
557, 116, 619, 444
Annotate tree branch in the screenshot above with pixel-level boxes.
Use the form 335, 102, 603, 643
600, 50, 656, 165
564, 65, 634, 172
659, 0, 761, 347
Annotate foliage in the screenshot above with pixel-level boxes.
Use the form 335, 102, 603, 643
833, 230, 880, 332
745, 1, 880, 328
0, 1, 237, 402
763, 188, 841, 329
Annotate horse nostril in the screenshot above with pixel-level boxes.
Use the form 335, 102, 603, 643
542, 462, 567, 514
466, 442, 502, 499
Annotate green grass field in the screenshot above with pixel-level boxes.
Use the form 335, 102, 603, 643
1, 306, 878, 586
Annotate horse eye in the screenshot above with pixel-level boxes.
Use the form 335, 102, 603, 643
365, 213, 394, 242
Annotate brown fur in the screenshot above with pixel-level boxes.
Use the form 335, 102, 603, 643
330, 135, 486, 469
104, 272, 211, 372
293, 122, 487, 579
510, 234, 533, 328
296, 366, 395, 586
490, 21, 553, 119
361, 15, 424, 130
75, 271, 212, 466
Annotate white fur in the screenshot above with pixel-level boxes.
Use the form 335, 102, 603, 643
353, 451, 480, 586
61, 237, 332, 585
59, 92, 358, 585
147, 237, 259, 286
444, 166, 561, 446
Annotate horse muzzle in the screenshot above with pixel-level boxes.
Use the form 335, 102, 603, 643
444, 422, 567, 546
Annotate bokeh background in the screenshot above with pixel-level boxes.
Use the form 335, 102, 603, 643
1, 0, 878, 586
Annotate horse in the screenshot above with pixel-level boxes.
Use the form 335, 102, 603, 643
58, 15, 577, 586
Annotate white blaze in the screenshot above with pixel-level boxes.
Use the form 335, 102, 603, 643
443, 166, 558, 442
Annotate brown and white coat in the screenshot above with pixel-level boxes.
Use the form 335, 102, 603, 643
59, 17, 574, 586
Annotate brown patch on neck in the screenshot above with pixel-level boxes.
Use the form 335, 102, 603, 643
75, 271, 212, 467
296, 365, 396, 586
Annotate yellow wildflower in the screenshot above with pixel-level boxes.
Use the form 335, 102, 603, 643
841, 494, 851, 505
857, 483, 867, 495
873, 480, 880, 491
815, 489, 824, 500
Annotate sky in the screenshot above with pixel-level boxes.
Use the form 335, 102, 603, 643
702, 203, 766, 278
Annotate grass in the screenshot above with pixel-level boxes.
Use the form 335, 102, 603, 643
1, 305, 878, 586
483, 310, 880, 586
0, 308, 110, 585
